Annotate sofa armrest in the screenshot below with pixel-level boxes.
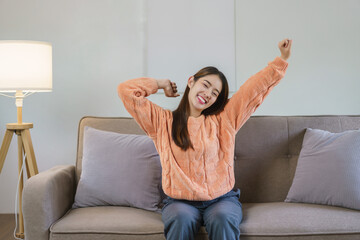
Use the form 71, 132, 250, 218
23, 165, 76, 240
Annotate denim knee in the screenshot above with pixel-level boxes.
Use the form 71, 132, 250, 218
207, 209, 242, 228
162, 201, 202, 240
203, 197, 243, 240
165, 209, 198, 225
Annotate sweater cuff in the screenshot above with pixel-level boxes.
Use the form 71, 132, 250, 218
271, 56, 289, 72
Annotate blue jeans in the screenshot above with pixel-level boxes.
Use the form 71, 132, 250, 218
161, 188, 242, 240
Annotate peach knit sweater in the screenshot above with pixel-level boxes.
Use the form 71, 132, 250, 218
118, 56, 288, 201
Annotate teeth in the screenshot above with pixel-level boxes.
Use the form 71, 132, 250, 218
198, 95, 206, 104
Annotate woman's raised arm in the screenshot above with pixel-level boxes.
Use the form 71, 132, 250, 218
117, 77, 168, 138
220, 39, 292, 132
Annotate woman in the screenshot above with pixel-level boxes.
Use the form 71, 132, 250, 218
118, 38, 292, 240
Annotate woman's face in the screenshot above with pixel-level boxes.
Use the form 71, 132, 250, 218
187, 74, 222, 117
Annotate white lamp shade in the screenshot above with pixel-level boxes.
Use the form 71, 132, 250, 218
0, 40, 52, 92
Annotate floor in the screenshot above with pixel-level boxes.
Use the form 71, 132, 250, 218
0, 214, 17, 240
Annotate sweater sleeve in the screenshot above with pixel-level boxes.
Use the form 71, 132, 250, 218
220, 57, 289, 132
117, 77, 166, 138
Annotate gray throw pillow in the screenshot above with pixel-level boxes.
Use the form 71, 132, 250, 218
285, 128, 360, 210
72, 126, 163, 212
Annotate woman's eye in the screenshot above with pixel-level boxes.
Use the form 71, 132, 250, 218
203, 83, 217, 97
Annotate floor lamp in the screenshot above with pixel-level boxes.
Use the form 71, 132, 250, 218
0, 40, 52, 239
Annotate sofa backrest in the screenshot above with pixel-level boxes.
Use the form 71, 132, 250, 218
76, 115, 360, 203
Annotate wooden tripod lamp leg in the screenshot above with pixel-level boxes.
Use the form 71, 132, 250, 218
21, 129, 38, 177
16, 134, 25, 239
1, 123, 36, 239
24, 150, 30, 180
0, 130, 14, 174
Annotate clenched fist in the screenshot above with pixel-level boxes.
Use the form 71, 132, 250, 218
157, 79, 180, 97
278, 38, 293, 61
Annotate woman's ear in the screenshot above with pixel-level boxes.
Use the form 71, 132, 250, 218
187, 76, 195, 88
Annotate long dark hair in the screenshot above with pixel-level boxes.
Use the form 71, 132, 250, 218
171, 66, 229, 151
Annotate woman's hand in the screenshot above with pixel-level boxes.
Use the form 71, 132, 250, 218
157, 79, 180, 97
278, 38, 293, 61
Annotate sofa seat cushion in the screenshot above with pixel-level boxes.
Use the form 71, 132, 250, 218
50, 206, 165, 240
50, 206, 212, 240
241, 202, 360, 238
50, 203, 360, 240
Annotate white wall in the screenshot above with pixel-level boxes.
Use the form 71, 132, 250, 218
235, 0, 360, 115
0, 0, 359, 213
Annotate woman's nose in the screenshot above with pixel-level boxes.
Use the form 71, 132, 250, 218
205, 90, 212, 100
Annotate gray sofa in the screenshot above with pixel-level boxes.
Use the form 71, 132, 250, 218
23, 115, 360, 240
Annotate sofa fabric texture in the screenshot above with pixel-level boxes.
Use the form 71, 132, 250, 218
22, 115, 360, 240
23, 165, 76, 240
285, 127, 360, 210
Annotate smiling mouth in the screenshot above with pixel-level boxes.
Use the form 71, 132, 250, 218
197, 95, 207, 104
